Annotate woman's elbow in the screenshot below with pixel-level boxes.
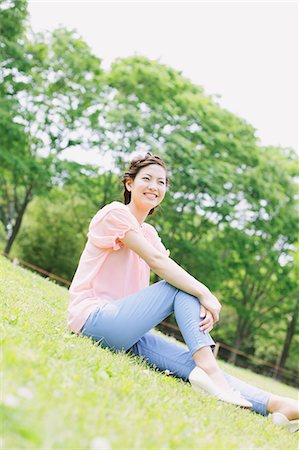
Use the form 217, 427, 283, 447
149, 252, 169, 271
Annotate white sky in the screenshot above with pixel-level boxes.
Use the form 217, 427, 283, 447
28, 1, 298, 157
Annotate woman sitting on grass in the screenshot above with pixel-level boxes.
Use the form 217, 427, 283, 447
68, 152, 298, 432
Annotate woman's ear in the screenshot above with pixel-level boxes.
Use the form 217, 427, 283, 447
125, 178, 133, 192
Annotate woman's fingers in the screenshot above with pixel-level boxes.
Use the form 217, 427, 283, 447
204, 324, 214, 334
211, 310, 219, 323
199, 314, 210, 326
199, 293, 221, 329
199, 292, 221, 323
200, 321, 213, 333
200, 305, 207, 318
199, 310, 214, 333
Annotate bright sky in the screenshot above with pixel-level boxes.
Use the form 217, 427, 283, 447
28, 1, 298, 156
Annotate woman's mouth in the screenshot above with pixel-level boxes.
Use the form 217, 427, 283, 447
144, 193, 157, 200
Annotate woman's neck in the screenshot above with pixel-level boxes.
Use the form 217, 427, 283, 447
125, 203, 149, 226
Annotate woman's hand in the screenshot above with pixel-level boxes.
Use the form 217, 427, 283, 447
199, 291, 222, 323
199, 306, 214, 334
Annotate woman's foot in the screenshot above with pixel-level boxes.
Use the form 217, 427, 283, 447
267, 394, 299, 433
189, 367, 252, 408
271, 413, 299, 433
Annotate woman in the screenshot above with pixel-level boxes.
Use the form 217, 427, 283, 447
68, 153, 298, 432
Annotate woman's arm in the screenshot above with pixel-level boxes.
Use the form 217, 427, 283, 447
121, 230, 221, 321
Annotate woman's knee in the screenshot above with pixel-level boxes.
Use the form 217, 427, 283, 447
159, 279, 178, 293
174, 289, 200, 308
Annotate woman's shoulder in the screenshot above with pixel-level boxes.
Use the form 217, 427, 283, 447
95, 201, 127, 217
91, 201, 138, 227
142, 222, 159, 237
100, 201, 127, 213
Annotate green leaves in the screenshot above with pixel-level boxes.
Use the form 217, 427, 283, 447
15, 166, 121, 280
0, 21, 106, 252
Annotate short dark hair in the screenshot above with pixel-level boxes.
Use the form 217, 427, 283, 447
122, 152, 169, 215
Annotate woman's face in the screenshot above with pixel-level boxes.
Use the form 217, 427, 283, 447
126, 164, 167, 211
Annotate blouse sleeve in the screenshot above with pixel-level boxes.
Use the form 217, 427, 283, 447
144, 224, 169, 256
88, 207, 140, 251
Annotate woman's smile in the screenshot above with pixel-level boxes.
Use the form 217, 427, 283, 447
144, 192, 158, 200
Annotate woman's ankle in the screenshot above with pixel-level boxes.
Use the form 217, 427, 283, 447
193, 347, 230, 391
203, 367, 230, 391
267, 394, 299, 420
193, 363, 230, 391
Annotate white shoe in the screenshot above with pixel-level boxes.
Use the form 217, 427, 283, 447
272, 412, 299, 433
189, 367, 252, 409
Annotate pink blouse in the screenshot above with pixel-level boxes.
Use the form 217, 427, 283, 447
68, 201, 167, 333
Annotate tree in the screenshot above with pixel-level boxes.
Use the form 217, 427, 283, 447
15, 164, 121, 280
210, 147, 299, 362
0, 24, 105, 254
104, 56, 261, 251
276, 300, 298, 372
272, 247, 299, 374
0, 0, 32, 253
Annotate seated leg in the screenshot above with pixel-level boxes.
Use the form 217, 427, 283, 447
128, 331, 272, 416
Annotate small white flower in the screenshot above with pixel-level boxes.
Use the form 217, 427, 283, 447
164, 370, 173, 376
90, 437, 111, 450
62, 333, 73, 339
17, 387, 33, 399
97, 370, 109, 380
3, 395, 19, 407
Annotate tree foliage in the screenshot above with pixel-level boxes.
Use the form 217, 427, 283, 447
0, 21, 105, 254
16, 164, 121, 280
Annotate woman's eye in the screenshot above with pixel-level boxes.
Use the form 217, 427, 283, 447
159, 181, 165, 185
143, 177, 150, 181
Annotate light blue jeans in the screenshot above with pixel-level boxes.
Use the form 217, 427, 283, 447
81, 280, 270, 415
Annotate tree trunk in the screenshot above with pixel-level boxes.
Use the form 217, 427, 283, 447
274, 301, 298, 378
229, 318, 244, 365
229, 337, 240, 365
4, 188, 32, 255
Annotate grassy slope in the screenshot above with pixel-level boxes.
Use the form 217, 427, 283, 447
1, 256, 298, 450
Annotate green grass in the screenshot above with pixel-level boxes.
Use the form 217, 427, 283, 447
1, 255, 298, 450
